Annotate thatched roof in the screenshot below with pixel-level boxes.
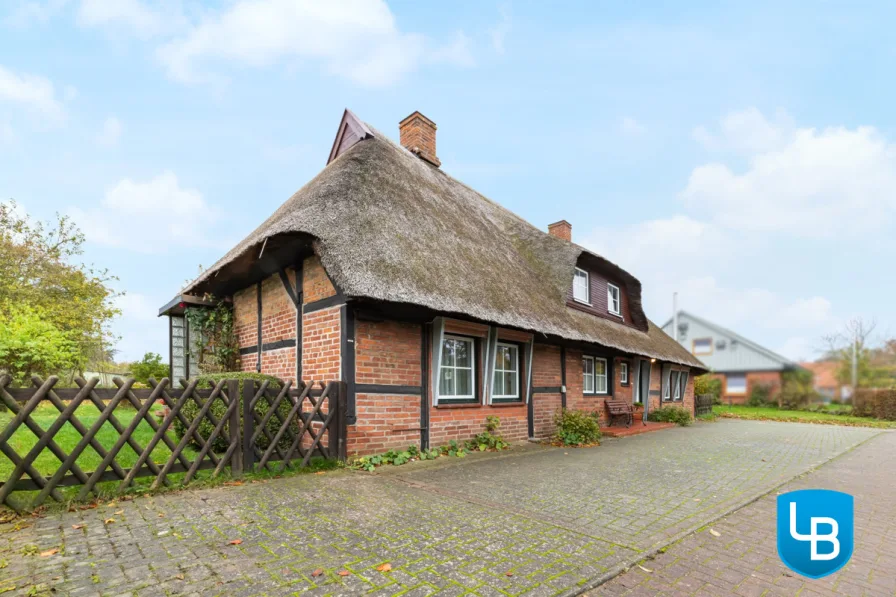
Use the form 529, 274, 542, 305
184, 115, 704, 369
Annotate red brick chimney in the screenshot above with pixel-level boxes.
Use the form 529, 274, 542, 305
399, 111, 440, 167
548, 220, 572, 242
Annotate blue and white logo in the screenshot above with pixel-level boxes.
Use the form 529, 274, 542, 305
777, 489, 853, 579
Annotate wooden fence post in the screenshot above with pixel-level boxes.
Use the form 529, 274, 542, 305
228, 379, 243, 478
336, 381, 348, 462
242, 379, 255, 472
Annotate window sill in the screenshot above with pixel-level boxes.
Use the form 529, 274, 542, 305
608, 310, 623, 319
434, 401, 481, 409
573, 298, 592, 306
489, 401, 525, 407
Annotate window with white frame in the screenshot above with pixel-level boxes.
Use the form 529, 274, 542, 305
439, 335, 476, 402
583, 356, 594, 393
492, 342, 521, 402
620, 361, 629, 385
726, 373, 747, 395
573, 268, 590, 303
692, 337, 712, 355
678, 371, 689, 402
583, 356, 608, 394
607, 283, 621, 316
669, 370, 681, 401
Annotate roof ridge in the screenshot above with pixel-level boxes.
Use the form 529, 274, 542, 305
671, 310, 796, 367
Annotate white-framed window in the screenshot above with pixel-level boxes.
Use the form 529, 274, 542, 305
573, 268, 590, 303
492, 342, 520, 402
726, 373, 747, 395
583, 356, 594, 394
439, 335, 476, 402
620, 361, 629, 385
693, 337, 712, 355
607, 283, 621, 316
583, 356, 608, 394
669, 370, 681, 401
678, 371, 689, 402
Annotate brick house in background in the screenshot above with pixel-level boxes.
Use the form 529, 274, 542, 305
160, 109, 705, 455
662, 311, 798, 404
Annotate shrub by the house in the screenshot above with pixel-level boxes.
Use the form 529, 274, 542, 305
694, 374, 722, 405
778, 369, 817, 410
174, 372, 295, 453
748, 382, 774, 407
553, 408, 602, 446
853, 388, 896, 421
648, 406, 692, 426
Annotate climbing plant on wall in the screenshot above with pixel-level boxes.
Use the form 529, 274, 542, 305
185, 296, 239, 374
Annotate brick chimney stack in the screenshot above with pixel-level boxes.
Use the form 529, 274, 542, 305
399, 111, 440, 167
548, 220, 572, 242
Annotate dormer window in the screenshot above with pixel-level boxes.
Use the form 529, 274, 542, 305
573, 268, 590, 304
607, 283, 621, 316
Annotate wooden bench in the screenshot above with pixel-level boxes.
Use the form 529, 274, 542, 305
605, 398, 633, 428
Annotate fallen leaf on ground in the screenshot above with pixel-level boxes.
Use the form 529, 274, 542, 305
105, 501, 117, 508
104, 518, 115, 524
505, 570, 513, 577
228, 539, 243, 545
693, 498, 701, 502
114, 510, 124, 515
376, 563, 392, 572
709, 528, 721, 537
157, 513, 165, 518
40, 548, 59, 557
174, 573, 184, 580
311, 568, 324, 577
638, 564, 652, 573
338, 570, 351, 577
71, 524, 84, 530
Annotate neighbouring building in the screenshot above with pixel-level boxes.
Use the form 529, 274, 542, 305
662, 311, 798, 404
800, 360, 846, 402
160, 109, 706, 455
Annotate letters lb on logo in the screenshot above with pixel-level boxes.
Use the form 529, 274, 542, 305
777, 489, 854, 579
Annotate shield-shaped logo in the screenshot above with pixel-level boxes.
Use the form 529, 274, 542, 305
777, 489, 854, 578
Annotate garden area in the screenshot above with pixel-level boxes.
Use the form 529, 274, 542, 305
695, 372, 896, 429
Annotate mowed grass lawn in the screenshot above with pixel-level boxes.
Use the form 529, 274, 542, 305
714, 404, 896, 429
0, 402, 191, 490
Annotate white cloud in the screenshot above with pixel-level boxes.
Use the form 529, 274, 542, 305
621, 116, 647, 136
683, 108, 896, 238
3, 0, 71, 27
156, 0, 474, 86
0, 64, 68, 122
70, 171, 219, 253
96, 115, 122, 147
75, 0, 179, 39
489, 4, 511, 55
691, 107, 793, 154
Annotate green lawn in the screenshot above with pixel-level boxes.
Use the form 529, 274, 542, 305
0, 402, 338, 509
714, 404, 896, 429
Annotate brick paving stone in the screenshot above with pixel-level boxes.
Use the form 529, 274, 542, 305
0, 420, 880, 596
597, 429, 896, 597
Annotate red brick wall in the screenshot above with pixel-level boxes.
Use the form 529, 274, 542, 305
532, 344, 562, 438
302, 307, 341, 381
350, 393, 421, 456
349, 320, 423, 455
232, 285, 256, 372
428, 404, 528, 448
303, 255, 337, 303
356, 320, 420, 385
713, 371, 783, 405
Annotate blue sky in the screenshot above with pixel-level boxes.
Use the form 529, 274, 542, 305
2, 0, 894, 363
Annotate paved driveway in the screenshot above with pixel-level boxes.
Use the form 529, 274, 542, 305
0, 421, 880, 597
596, 429, 896, 597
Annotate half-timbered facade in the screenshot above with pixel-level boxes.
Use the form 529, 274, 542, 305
161, 109, 706, 455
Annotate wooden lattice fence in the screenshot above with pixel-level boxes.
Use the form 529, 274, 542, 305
0, 375, 346, 511
695, 393, 714, 416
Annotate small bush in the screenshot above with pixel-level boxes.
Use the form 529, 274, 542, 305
779, 369, 817, 410
553, 408, 601, 446
747, 383, 774, 407
351, 442, 467, 472
465, 416, 509, 452
853, 388, 896, 421
830, 397, 842, 406
174, 372, 294, 453
696, 411, 718, 422
694, 375, 722, 405
648, 406, 692, 426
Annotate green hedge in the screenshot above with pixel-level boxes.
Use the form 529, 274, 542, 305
173, 372, 300, 453
853, 388, 896, 421
648, 406, 692, 426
